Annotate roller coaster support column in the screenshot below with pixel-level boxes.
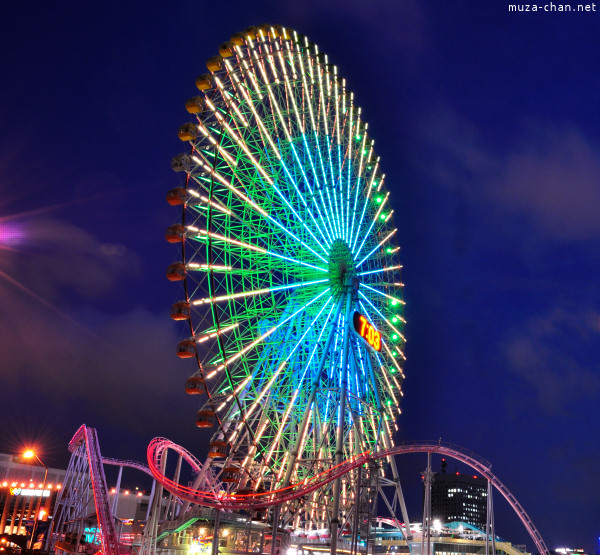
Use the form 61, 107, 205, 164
146, 480, 156, 521
421, 452, 433, 555
486, 479, 490, 555
112, 466, 123, 515
165, 453, 182, 520
330, 286, 354, 555
485, 480, 496, 555
141, 450, 167, 555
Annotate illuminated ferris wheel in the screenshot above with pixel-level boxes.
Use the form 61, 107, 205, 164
166, 24, 406, 528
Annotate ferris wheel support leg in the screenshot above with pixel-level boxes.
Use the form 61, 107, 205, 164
212, 510, 221, 555
351, 464, 362, 555
281, 295, 346, 489
270, 505, 281, 555
381, 430, 413, 542
330, 287, 353, 555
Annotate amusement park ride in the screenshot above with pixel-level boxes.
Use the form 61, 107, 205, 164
46, 24, 549, 555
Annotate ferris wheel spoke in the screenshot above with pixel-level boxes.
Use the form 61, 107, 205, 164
192, 322, 240, 344
197, 117, 330, 260
323, 134, 343, 238
356, 228, 398, 268
273, 41, 305, 133
354, 346, 373, 404
247, 44, 271, 89
257, 59, 339, 243
223, 60, 279, 151
186, 227, 327, 273
288, 43, 340, 239
191, 159, 267, 218
357, 296, 406, 373
316, 53, 330, 137
357, 263, 403, 277
374, 349, 404, 402
281, 145, 336, 247
245, 297, 336, 473
269, 151, 333, 254
310, 134, 340, 238
297, 135, 337, 241
344, 109, 358, 243
211, 75, 251, 127
191, 278, 328, 306
223, 60, 336, 249
235, 50, 263, 96
199, 100, 277, 186
348, 130, 370, 247
352, 190, 390, 258
292, 40, 318, 131
357, 289, 405, 342
359, 283, 404, 310
258, 32, 282, 82
212, 287, 330, 376
351, 347, 385, 439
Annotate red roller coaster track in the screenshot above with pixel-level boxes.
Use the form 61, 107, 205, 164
147, 437, 549, 555
68, 425, 120, 555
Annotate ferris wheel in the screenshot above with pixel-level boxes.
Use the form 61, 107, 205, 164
166, 24, 406, 528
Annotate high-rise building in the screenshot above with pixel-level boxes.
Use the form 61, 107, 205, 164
430, 459, 488, 529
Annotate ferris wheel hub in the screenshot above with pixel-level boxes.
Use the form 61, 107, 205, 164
328, 240, 357, 296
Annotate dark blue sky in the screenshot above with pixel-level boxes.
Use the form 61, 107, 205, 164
2, 1, 599, 553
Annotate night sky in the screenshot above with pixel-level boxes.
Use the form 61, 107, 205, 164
2, 1, 599, 553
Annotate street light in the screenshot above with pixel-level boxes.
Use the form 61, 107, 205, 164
22, 450, 48, 551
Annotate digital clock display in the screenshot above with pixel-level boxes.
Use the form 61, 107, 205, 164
353, 311, 382, 351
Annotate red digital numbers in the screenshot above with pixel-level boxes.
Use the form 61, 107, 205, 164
353, 311, 382, 351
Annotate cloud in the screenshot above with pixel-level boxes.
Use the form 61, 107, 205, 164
503, 306, 600, 415
0, 294, 196, 440
419, 111, 600, 241
499, 126, 600, 240
2, 217, 140, 302
0, 215, 171, 433
0, 205, 202, 455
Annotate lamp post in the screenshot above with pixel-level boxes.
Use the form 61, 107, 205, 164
23, 450, 48, 551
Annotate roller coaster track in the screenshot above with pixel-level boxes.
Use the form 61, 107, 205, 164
147, 438, 549, 555
102, 456, 153, 478
67, 425, 120, 555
